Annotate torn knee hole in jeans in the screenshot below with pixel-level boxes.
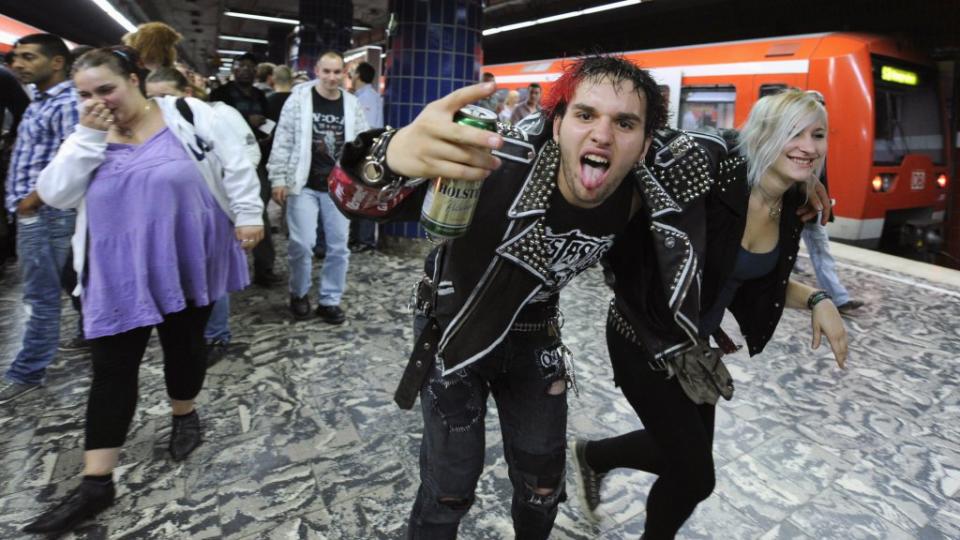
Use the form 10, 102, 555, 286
515, 448, 567, 507
547, 379, 566, 395
522, 481, 565, 508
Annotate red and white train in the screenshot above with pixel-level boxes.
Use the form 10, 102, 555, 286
487, 32, 952, 249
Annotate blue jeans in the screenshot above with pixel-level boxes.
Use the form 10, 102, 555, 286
286, 188, 350, 306
801, 221, 850, 305
352, 218, 378, 247
5, 207, 76, 385
407, 315, 569, 539
203, 295, 231, 344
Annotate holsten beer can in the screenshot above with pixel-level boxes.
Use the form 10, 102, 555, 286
420, 104, 498, 240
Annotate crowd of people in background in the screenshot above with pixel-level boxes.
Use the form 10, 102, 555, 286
0, 23, 390, 533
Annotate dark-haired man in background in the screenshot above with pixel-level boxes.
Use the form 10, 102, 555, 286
1, 34, 79, 404
510, 81, 542, 124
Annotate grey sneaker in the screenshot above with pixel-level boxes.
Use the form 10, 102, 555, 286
0, 381, 41, 404
573, 438, 606, 520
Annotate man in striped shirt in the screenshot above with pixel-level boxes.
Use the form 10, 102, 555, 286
0, 34, 79, 405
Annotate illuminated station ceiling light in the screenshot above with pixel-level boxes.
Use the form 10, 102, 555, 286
89, 0, 137, 32
484, 0, 643, 36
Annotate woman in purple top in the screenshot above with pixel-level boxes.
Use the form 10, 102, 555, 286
27, 47, 264, 535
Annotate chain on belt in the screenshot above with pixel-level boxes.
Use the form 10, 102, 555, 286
510, 306, 564, 333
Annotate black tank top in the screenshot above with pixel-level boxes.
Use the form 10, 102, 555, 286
699, 245, 780, 338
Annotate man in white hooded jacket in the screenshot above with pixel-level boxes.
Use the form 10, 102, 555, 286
268, 51, 369, 324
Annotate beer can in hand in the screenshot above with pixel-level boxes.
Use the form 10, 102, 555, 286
420, 105, 498, 240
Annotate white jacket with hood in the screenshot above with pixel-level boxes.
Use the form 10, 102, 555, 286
267, 81, 369, 194
37, 96, 264, 294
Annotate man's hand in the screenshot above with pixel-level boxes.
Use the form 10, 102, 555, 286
811, 300, 848, 369
797, 176, 832, 225
272, 186, 288, 206
235, 225, 265, 251
16, 191, 42, 217
385, 82, 504, 181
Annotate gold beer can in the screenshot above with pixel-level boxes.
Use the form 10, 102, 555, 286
420, 105, 498, 240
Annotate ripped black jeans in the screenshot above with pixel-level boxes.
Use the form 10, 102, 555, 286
406, 314, 569, 540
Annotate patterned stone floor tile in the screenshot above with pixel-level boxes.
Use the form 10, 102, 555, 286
0, 238, 957, 538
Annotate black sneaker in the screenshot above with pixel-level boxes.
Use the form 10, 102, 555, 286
290, 294, 312, 320
349, 243, 375, 254
315, 304, 346, 325
0, 381, 40, 405
169, 410, 202, 461
253, 270, 284, 288
22, 478, 115, 534
59, 336, 91, 352
205, 339, 229, 368
573, 438, 606, 521
837, 299, 864, 314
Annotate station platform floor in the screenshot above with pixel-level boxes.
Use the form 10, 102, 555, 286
0, 238, 958, 539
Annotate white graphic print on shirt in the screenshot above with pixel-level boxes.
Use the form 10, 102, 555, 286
529, 225, 615, 303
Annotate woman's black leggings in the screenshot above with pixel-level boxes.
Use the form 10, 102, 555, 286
586, 324, 717, 539
85, 304, 213, 450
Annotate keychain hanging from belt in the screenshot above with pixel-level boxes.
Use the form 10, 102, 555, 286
545, 313, 579, 398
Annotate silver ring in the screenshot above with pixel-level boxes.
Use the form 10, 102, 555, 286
242, 239, 253, 243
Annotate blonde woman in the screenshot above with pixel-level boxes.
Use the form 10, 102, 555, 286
575, 89, 847, 539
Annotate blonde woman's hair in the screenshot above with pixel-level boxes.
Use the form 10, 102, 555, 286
737, 89, 827, 188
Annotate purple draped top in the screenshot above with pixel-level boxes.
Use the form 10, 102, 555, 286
81, 127, 248, 339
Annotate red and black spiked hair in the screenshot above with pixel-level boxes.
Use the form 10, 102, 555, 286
543, 54, 667, 136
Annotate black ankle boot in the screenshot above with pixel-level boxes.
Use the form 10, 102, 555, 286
22, 478, 115, 534
169, 410, 202, 461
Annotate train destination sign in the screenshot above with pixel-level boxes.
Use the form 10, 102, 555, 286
881, 65, 919, 86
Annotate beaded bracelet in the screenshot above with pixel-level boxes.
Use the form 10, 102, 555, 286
807, 290, 832, 310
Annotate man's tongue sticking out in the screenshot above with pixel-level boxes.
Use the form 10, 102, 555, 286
580, 157, 608, 190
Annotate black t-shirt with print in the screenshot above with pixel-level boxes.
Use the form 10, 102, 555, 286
306, 91, 345, 192
529, 176, 635, 304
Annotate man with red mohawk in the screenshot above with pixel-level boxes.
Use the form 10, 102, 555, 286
329, 55, 727, 538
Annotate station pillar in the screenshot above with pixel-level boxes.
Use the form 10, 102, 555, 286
291, 0, 353, 72
381, 0, 484, 239
266, 26, 289, 65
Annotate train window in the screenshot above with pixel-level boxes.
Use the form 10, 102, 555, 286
679, 86, 736, 130
872, 57, 945, 165
759, 84, 787, 97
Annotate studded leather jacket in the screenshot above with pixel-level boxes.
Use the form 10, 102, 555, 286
330, 116, 728, 380
603, 128, 729, 362
331, 112, 571, 377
